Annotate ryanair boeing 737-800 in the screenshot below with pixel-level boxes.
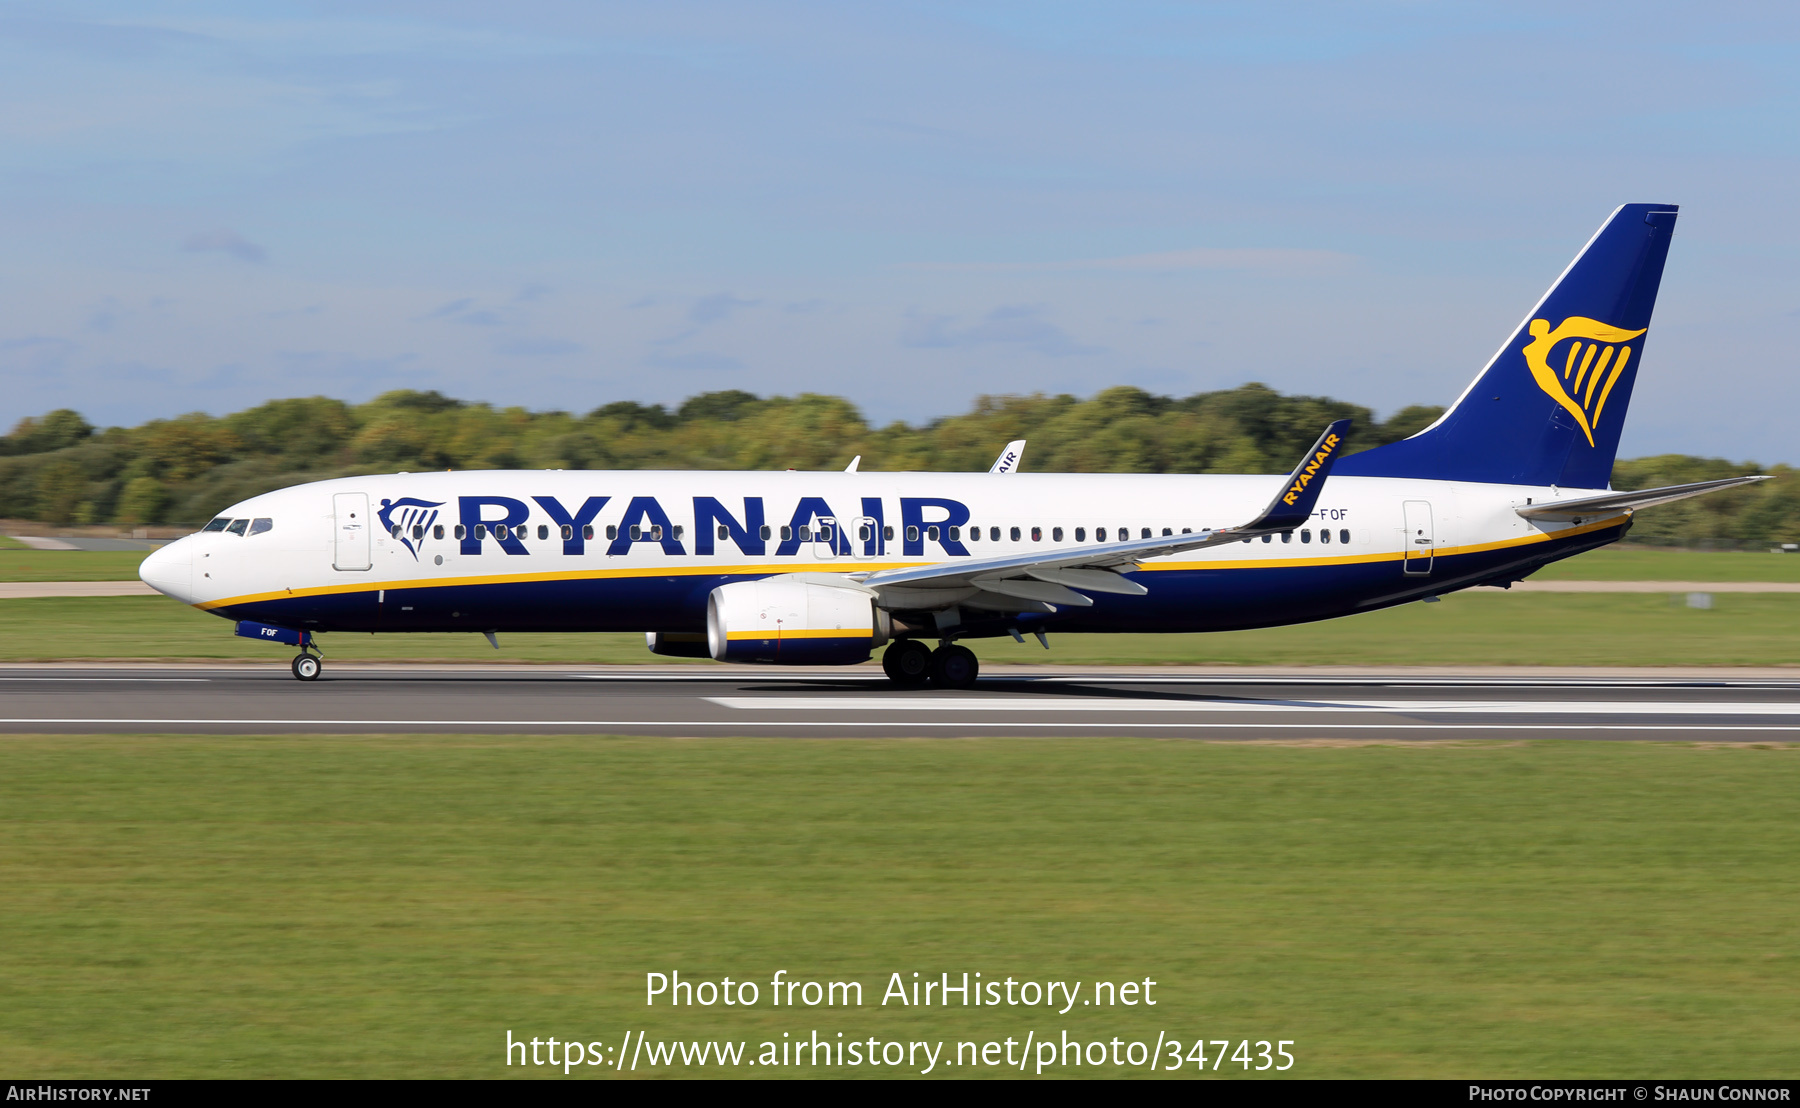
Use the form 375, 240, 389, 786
138, 203, 1766, 686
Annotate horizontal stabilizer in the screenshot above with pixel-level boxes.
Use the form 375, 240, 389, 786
1516, 475, 1771, 521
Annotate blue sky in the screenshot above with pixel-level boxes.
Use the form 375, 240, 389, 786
2, 1, 1798, 462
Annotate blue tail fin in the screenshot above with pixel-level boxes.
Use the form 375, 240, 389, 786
1337, 203, 1678, 488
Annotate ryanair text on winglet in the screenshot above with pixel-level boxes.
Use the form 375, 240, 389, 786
1281, 433, 1340, 507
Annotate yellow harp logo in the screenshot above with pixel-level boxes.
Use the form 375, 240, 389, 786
1522, 316, 1646, 447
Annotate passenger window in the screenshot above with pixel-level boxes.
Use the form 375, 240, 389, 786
1261, 534, 1271, 543
454, 525, 466, 539
926, 526, 938, 541
1141, 528, 1151, 539
561, 524, 573, 541
582, 525, 594, 540
1075, 527, 1086, 541
389, 524, 401, 539
475, 524, 488, 540
1281, 531, 1292, 543
818, 525, 831, 542
1301, 529, 1312, 543
780, 526, 792, 541
884, 525, 895, 541
1319, 528, 1330, 544
989, 527, 999, 541
906, 525, 920, 543
202, 517, 231, 532
630, 525, 642, 541
1162, 527, 1172, 537
797, 525, 811, 541
501, 525, 516, 541
225, 519, 248, 536
1242, 537, 1251, 544
1052, 527, 1063, 542
674, 526, 684, 539
967, 526, 979, 542
249, 518, 273, 536
1181, 527, 1191, 534
859, 524, 872, 541
651, 525, 663, 540
759, 525, 772, 540
718, 525, 729, 540
948, 525, 959, 541
536, 525, 547, 540
1340, 528, 1351, 544
606, 525, 617, 540
409, 524, 422, 540
1096, 527, 1106, 542
1031, 526, 1041, 542
1010, 526, 1021, 541
433, 524, 444, 540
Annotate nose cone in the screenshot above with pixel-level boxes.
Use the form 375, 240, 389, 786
139, 538, 194, 603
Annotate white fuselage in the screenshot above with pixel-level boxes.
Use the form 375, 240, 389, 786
139, 469, 1622, 639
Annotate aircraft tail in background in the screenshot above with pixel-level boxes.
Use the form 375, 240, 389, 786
1338, 203, 1678, 489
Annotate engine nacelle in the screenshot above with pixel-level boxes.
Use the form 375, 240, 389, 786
707, 578, 888, 664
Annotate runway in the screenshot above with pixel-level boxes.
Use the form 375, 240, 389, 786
2, 664, 1799, 739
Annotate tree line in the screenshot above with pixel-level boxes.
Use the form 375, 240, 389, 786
1, 384, 1793, 547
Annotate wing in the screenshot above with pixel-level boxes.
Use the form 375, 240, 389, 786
1515, 475, 1770, 521
862, 420, 1351, 610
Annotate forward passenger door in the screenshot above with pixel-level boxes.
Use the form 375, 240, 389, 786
333, 492, 372, 571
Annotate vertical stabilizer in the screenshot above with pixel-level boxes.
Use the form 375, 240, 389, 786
1336, 203, 1678, 488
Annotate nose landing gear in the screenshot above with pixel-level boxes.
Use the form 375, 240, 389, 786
291, 652, 322, 681
881, 639, 979, 689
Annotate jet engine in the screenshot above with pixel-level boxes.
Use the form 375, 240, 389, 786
707, 577, 890, 664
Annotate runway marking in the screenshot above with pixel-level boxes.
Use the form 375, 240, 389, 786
2, 718, 1800, 732
0, 677, 209, 683
707, 697, 1800, 717
567, 673, 1800, 690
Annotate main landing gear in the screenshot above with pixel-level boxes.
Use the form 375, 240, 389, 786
882, 639, 978, 690
291, 652, 322, 681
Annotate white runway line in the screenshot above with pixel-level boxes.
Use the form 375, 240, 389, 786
568, 673, 1800, 689
0, 677, 208, 682
708, 697, 1800, 717
2, 718, 1800, 732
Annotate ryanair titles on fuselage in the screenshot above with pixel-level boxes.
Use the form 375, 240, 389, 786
369, 489, 1356, 563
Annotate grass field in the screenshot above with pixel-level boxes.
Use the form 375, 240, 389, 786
3, 591, 1798, 667
1531, 546, 1800, 582
2, 544, 1800, 585
0, 736, 1795, 1078
0, 550, 152, 581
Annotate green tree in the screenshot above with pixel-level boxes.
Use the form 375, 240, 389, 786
34, 460, 90, 526
115, 477, 169, 526
1, 409, 94, 456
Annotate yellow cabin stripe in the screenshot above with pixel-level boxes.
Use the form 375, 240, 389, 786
1144, 514, 1627, 572
195, 514, 1629, 611
725, 628, 871, 641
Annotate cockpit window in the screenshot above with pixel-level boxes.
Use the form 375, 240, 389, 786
225, 519, 248, 536
202, 517, 231, 532
248, 518, 273, 536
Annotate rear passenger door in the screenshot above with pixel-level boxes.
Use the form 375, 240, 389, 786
1402, 500, 1433, 576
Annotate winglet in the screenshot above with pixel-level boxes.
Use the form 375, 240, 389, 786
844, 455, 861, 473
1244, 420, 1352, 532
989, 440, 1026, 474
